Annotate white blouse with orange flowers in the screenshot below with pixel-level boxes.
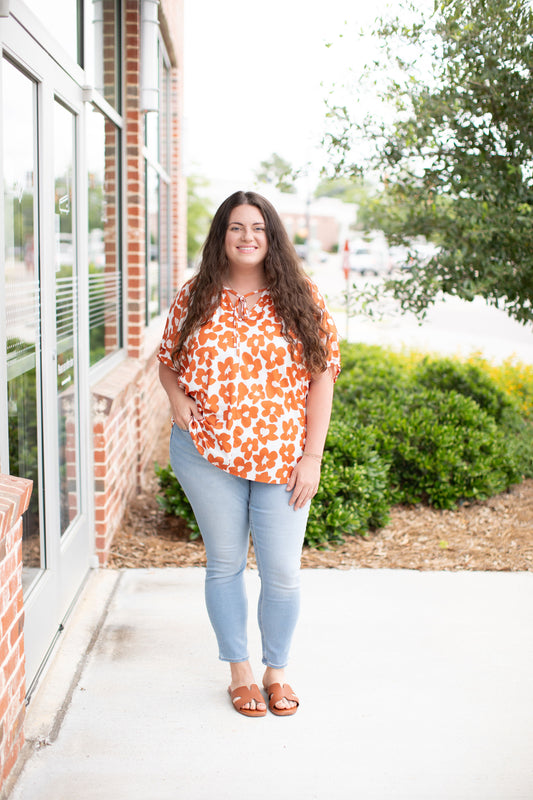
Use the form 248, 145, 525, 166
157, 277, 341, 484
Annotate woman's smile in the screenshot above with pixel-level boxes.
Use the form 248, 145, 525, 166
225, 205, 268, 274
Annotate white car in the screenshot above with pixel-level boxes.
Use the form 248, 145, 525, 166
349, 245, 390, 276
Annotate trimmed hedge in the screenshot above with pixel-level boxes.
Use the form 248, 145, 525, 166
305, 421, 390, 548
156, 343, 533, 547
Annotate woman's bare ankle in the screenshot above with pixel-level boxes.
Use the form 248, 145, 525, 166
263, 667, 297, 709
229, 661, 265, 711
262, 666, 286, 688
229, 660, 255, 689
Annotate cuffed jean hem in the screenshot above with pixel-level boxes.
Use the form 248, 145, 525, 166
169, 425, 309, 668
262, 659, 289, 669
219, 655, 250, 664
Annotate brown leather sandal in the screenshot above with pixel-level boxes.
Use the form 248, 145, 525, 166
228, 684, 267, 717
264, 683, 300, 716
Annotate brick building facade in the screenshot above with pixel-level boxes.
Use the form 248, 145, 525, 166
0, 1, 185, 787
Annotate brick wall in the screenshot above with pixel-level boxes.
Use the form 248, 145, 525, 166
124, 0, 146, 362
160, 0, 186, 292
88, 0, 184, 564
92, 343, 168, 565
0, 476, 31, 787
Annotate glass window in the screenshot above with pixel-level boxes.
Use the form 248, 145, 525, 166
146, 164, 160, 321
23, 0, 80, 64
145, 108, 159, 162
54, 100, 81, 536
84, 0, 121, 111
160, 180, 171, 310
87, 107, 122, 366
160, 57, 170, 174
145, 50, 172, 323
3, 59, 43, 590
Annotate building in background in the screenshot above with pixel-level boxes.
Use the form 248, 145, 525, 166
0, 1, 185, 785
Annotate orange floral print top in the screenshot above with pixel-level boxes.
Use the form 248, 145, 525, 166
157, 278, 340, 484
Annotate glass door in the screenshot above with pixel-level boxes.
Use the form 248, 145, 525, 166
3, 59, 44, 594
1, 26, 91, 686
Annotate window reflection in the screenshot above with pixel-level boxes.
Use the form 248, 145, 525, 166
87, 108, 122, 365
3, 59, 42, 588
160, 62, 170, 173
85, 0, 121, 111
146, 164, 160, 321
160, 181, 170, 310
145, 51, 172, 323
54, 101, 81, 536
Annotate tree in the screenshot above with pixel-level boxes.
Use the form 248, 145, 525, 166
254, 153, 296, 193
325, 0, 533, 324
187, 175, 212, 265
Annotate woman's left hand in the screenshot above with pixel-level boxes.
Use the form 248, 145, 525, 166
287, 456, 321, 510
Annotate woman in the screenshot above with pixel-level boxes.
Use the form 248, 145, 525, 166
158, 190, 340, 717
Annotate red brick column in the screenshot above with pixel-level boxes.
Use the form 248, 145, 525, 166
0, 475, 32, 786
90, 0, 185, 563
125, 0, 145, 360
159, 0, 186, 294
170, 65, 186, 293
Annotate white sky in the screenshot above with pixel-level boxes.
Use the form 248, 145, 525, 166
182, 0, 411, 191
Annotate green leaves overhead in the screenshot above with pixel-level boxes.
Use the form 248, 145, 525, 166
325, 0, 533, 325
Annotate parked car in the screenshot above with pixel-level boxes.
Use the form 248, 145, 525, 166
388, 245, 414, 272
349, 245, 390, 276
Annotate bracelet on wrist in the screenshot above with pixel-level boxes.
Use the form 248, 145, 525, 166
302, 452, 323, 463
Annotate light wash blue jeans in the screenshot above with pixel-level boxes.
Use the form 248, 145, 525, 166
169, 426, 309, 668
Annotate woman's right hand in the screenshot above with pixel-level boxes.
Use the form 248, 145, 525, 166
159, 363, 202, 431
171, 387, 203, 431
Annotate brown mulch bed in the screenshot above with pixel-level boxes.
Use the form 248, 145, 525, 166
107, 422, 533, 572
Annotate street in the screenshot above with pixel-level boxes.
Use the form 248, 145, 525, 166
309, 254, 533, 365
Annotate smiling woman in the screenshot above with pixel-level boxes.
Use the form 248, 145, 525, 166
157, 189, 341, 717
224, 205, 268, 285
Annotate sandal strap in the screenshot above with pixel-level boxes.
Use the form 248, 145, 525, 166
229, 683, 264, 710
266, 682, 299, 708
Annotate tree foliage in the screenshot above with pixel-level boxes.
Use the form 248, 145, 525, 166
254, 152, 296, 193
187, 175, 212, 265
325, 0, 533, 325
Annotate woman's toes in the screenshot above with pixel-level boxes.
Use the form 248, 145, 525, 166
277, 699, 295, 710
241, 696, 266, 712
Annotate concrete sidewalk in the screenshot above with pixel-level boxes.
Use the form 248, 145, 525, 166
7, 567, 533, 800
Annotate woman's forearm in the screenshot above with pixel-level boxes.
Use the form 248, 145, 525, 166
159, 361, 184, 406
304, 368, 335, 456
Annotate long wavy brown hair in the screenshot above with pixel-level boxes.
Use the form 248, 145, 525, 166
171, 190, 330, 374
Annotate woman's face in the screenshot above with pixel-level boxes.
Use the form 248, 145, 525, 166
224, 205, 268, 274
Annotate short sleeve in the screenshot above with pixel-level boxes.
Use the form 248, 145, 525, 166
308, 279, 341, 382
157, 280, 193, 371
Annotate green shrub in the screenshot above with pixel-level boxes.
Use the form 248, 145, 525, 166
467, 354, 533, 421
333, 344, 409, 413
412, 357, 518, 423
305, 421, 390, 548
154, 462, 200, 538
373, 388, 522, 508
154, 342, 532, 547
